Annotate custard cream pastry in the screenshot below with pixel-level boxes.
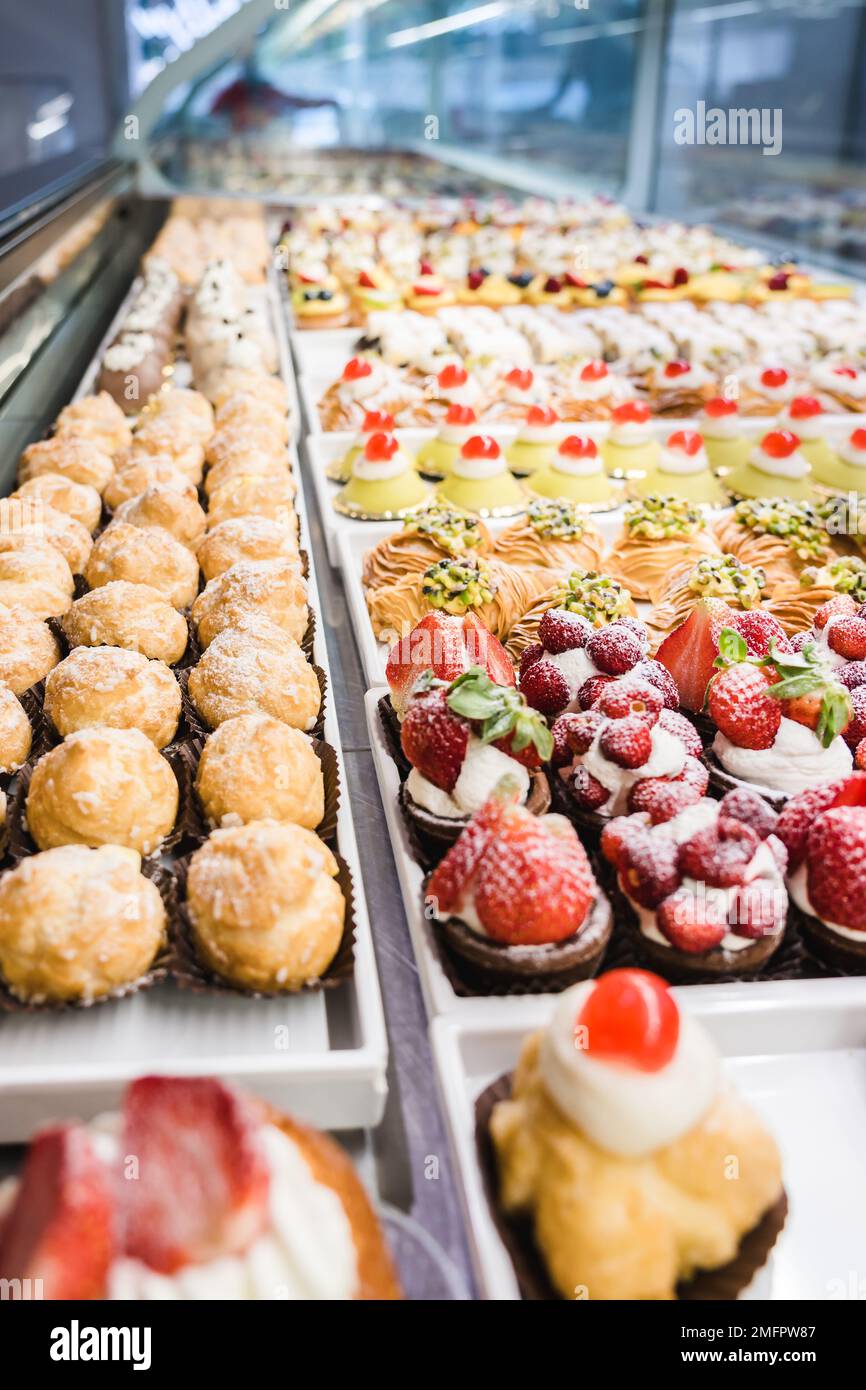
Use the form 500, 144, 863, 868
557, 360, 621, 422
0, 845, 166, 1004
631, 429, 726, 506
362, 506, 491, 593
505, 406, 561, 476
0, 501, 92, 575
205, 423, 288, 473
103, 458, 199, 512
85, 522, 199, 610
697, 397, 752, 474
527, 435, 619, 510
809, 360, 866, 413
415, 405, 479, 479
809, 426, 866, 494
492, 499, 605, 576
367, 555, 551, 644
436, 435, 526, 517
317, 357, 422, 432
205, 474, 298, 531
713, 499, 831, 592
187, 620, 321, 731
197, 516, 301, 583
192, 559, 308, 649
724, 429, 816, 503
776, 397, 836, 478
61, 582, 189, 666
26, 727, 178, 856
206, 366, 289, 415
600, 401, 660, 478
506, 568, 635, 662
606, 496, 721, 603
10, 472, 102, 534
0, 686, 31, 773
147, 385, 214, 438
0, 605, 61, 693
646, 554, 768, 646
54, 391, 132, 457
44, 646, 181, 748
334, 432, 432, 520
114, 485, 207, 553
645, 359, 716, 415
195, 714, 324, 831
328, 410, 396, 483
487, 970, 784, 1300
185, 821, 344, 992
0, 542, 74, 620
735, 365, 799, 414
18, 437, 115, 495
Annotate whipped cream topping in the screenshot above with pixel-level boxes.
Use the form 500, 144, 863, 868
553, 452, 603, 478
699, 409, 742, 440
655, 362, 711, 391
437, 423, 478, 447
713, 716, 852, 796
539, 980, 721, 1158
567, 367, 612, 402
788, 862, 865, 940
342, 361, 386, 401
579, 724, 687, 816
837, 436, 866, 468
811, 362, 866, 398
104, 335, 156, 371
742, 368, 797, 402
547, 645, 598, 704
810, 615, 849, 669
451, 452, 506, 481
658, 444, 711, 475
748, 443, 811, 479
515, 424, 560, 445
439, 379, 481, 408
504, 382, 543, 406
407, 737, 530, 818
777, 408, 825, 441
352, 448, 412, 482
608, 419, 655, 447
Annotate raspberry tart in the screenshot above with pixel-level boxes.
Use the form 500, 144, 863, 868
602, 786, 789, 978
425, 792, 612, 990
778, 771, 866, 972
482, 969, 785, 1299
0, 1075, 400, 1299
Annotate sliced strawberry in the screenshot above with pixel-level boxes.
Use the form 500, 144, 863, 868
0, 1126, 113, 1299
578, 969, 679, 1072
401, 687, 470, 791
678, 816, 761, 888
620, 834, 681, 907
427, 798, 509, 914
461, 612, 515, 687
806, 807, 866, 932
718, 786, 778, 838
599, 716, 652, 769
628, 778, 701, 823
657, 889, 728, 954
472, 809, 594, 944
814, 595, 857, 630
385, 612, 513, 713
733, 609, 792, 658
655, 598, 737, 713
708, 663, 780, 749
519, 656, 570, 716
657, 707, 703, 757
585, 625, 643, 675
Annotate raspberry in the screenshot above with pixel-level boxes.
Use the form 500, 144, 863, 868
538, 608, 593, 654
634, 658, 680, 710
596, 677, 663, 725
678, 817, 761, 888
600, 814, 649, 870
708, 663, 781, 750
551, 710, 603, 764
599, 715, 652, 769
718, 786, 779, 838
570, 766, 609, 811
657, 708, 703, 758
839, 661, 866, 691
728, 881, 786, 940
776, 775, 866, 869
628, 778, 702, 823
845, 686, 866, 747
578, 674, 615, 709
675, 755, 710, 796
620, 835, 681, 908
519, 656, 570, 716
814, 595, 857, 629
734, 610, 792, 658
828, 616, 866, 661
585, 625, 643, 676
518, 642, 544, 680
656, 889, 728, 954
805, 807, 866, 932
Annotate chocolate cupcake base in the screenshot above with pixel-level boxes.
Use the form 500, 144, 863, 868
475, 1073, 788, 1300
703, 748, 789, 812
399, 769, 551, 869
549, 767, 609, 847
435, 885, 613, 992
789, 898, 866, 975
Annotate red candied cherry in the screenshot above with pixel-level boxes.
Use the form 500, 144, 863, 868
663, 359, 692, 378
612, 400, 651, 424
596, 676, 662, 726
578, 673, 616, 709
460, 434, 500, 460
827, 616, 866, 661
363, 432, 400, 463
419, 259, 435, 276
586, 624, 644, 676
634, 254, 649, 265
438, 363, 468, 390
704, 396, 738, 418
576, 969, 679, 1073
666, 429, 704, 456
467, 270, 486, 290
767, 271, 790, 290
527, 404, 559, 427
519, 656, 570, 716
570, 765, 609, 810
358, 270, 376, 288
599, 715, 652, 769
580, 359, 608, 382
834, 365, 858, 379
657, 889, 728, 954
361, 410, 394, 432
505, 367, 533, 391
761, 368, 789, 389
543, 276, 563, 293
343, 357, 373, 382
788, 395, 823, 420
559, 435, 598, 459
850, 428, 866, 451
445, 404, 477, 427
672, 266, 690, 286
760, 429, 800, 458
538, 607, 593, 654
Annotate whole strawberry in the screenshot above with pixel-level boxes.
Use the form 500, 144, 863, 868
585, 623, 644, 675
678, 816, 761, 887
734, 610, 792, 658
827, 615, 866, 661
776, 775, 866, 869
537, 607, 593, 654
656, 889, 727, 954
401, 687, 469, 791
471, 805, 596, 944
708, 663, 780, 750
806, 807, 866, 932
519, 655, 570, 716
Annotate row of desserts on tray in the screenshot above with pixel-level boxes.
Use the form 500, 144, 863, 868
143, 198, 272, 288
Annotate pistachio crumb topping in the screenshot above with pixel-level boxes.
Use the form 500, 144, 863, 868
624, 494, 704, 539
732, 498, 826, 560
403, 505, 483, 555
552, 568, 631, 625
800, 555, 866, 602
525, 499, 587, 539
421, 557, 496, 613
687, 553, 766, 607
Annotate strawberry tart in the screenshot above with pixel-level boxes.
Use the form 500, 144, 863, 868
777, 771, 866, 971
0, 1076, 400, 1299
519, 611, 672, 719
425, 792, 612, 989
482, 969, 785, 1298
602, 786, 788, 978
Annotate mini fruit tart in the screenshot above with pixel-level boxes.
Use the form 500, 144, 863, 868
397, 668, 552, 857
505, 406, 562, 476
777, 771, 866, 972
415, 404, 480, 479
725, 429, 816, 503
548, 670, 702, 840
630, 429, 726, 507
601, 787, 789, 979
506, 567, 635, 663
705, 626, 854, 808
600, 400, 660, 478
519, 610, 673, 719
492, 499, 605, 576
607, 495, 721, 603
362, 504, 491, 593
644, 358, 717, 416
527, 434, 619, 511
646, 552, 769, 647
698, 397, 752, 474
713, 497, 831, 592
425, 791, 612, 990
483, 969, 786, 1299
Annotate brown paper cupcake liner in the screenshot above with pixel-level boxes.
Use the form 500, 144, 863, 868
377, 694, 410, 777
14, 681, 53, 765
474, 1072, 788, 1300
302, 606, 316, 661
786, 898, 864, 976
703, 749, 788, 812
167, 848, 355, 998
0, 857, 173, 1015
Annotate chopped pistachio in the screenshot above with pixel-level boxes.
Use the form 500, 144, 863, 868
800, 555, 866, 602
403, 506, 483, 555
624, 494, 704, 540
421, 557, 496, 613
732, 498, 826, 561
687, 553, 766, 608
525, 499, 587, 539
552, 568, 632, 625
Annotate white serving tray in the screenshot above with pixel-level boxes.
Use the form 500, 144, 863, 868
431, 982, 866, 1299
0, 266, 389, 1142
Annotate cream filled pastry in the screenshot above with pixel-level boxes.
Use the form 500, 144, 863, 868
558, 359, 618, 420
810, 360, 866, 410
739, 365, 799, 409
328, 410, 396, 482
698, 397, 752, 473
